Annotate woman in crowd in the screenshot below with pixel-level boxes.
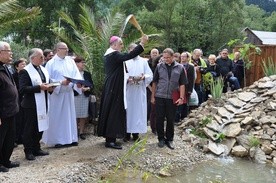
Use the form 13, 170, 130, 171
74, 56, 93, 140
12, 58, 27, 146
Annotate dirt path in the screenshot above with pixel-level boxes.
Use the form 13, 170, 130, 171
1, 125, 207, 183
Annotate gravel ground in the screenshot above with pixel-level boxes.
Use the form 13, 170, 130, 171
0, 125, 208, 183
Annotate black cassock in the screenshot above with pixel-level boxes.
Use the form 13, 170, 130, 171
97, 44, 144, 138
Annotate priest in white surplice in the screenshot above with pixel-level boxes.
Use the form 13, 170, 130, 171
124, 43, 153, 141
42, 42, 82, 147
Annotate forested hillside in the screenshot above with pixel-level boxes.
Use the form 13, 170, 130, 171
246, 0, 276, 13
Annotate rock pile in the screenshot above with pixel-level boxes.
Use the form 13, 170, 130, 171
179, 75, 276, 164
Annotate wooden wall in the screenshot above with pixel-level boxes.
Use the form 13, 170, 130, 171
235, 45, 276, 86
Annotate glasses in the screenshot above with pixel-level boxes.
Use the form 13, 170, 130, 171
1, 50, 12, 53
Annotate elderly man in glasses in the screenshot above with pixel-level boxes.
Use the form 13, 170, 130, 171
19, 48, 52, 160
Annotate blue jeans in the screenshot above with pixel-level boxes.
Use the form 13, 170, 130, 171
228, 76, 240, 90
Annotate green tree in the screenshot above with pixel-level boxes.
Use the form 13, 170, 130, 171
51, 4, 161, 95
265, 11, 276, 31
243, 4, 267, 30
0, 0, 40, 35
12, 0, 113, 48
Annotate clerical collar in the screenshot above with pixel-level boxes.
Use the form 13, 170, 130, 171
165, 61, 175, 66
32, 64, 40, 69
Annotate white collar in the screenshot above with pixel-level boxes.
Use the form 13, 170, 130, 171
104, 47, 117, 56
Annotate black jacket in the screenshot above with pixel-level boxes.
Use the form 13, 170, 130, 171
0, 63, 19, 118
19, 69, 44, 109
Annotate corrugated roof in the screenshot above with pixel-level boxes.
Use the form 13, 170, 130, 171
251, 30, 276, 45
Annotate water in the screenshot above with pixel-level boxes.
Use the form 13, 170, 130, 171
107, 157, 276, 183
166, 157, 276, 183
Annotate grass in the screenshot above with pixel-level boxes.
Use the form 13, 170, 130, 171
262, 57, 276, 76
210, 77, 224, 100
249, 136, 260, 147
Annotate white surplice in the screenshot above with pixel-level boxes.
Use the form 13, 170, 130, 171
42, 55, 82, 145
125, 56, 153, 133
24, 64, 50, 132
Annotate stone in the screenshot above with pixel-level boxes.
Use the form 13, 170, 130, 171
271, 150, 276, 157
231, 145, 248, 157
206, 120, 221, 132
250, 147, 267, 164
254, 126, 262, 131
251, 110, 263, 119
203, 127, 218, 141
235, 112, 251, 118
272, 124, 276, 129
213, 115, 223, 124
259, 116, 273, 125
269, 75, 276, 81
261, 134, 272, 140
241, 117, 253, 125
266, 128, 276, 136
258, 81, 275, 89
259, 77, 271, 82
267, 101, 276, 110
224, 104, 239, 113
159, 169, 172, 177
243, 102, 257, 110
228, 98, 246, 108
207, 141, 225, 156
217, 107, 232, 119
250, 97, 269, 103
261, 88, 276, 97
238, 92, 257, 102
236, 135, 251, 150
210, 107, 218, 114
221, 138, 236, 155
261, 144, 273, 155
231, 118, 243, 123
222, 123, 241, 137
273, 157, 276, 164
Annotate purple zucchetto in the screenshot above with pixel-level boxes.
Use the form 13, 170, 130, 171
109, 36, 120, 44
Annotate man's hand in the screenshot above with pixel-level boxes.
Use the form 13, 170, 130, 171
0, 118, 1, 126
140, 34, 149, 46
76, 83, 82, 88
61, 79, 70, 86
40, 83, 51, 91
175, 98, 184, 106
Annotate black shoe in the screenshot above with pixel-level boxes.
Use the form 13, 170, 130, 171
54, 144, 63, 148
0, 165, 9, 172
123, 136, 130, 142
158, 140, 165, 148
70, 142, 78, 146
79, 134, 86, 140
33, 149, 49, 156
132, 136, 140, 142
5, 161, 20, 168
105, 142, 122, 149
165, 141, 175, 150
25, 153, 36, 161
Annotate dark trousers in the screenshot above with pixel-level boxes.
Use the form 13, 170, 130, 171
22, 108, 42, 154
175, 103, 189, 122
194, 83, 204, 105
150, 103, 156, 132
155, 97, 176, 141
0, 116, 16, 166
15, 106, 25, 144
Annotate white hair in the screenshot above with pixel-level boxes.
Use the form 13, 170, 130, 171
0, 41, 9, 50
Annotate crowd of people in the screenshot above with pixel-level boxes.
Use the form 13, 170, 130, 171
0, 34, 245, 172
